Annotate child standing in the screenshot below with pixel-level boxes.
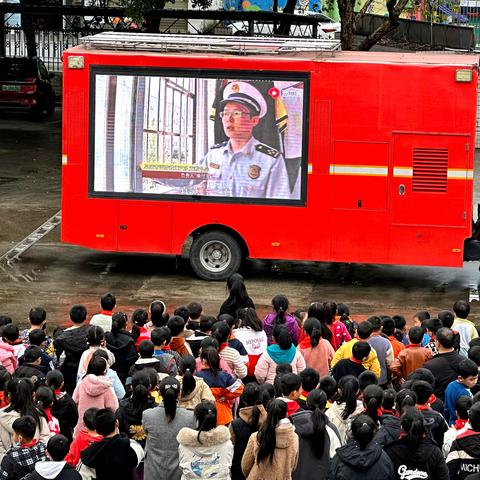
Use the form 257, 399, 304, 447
25, 434, 81, 480
0, 416, 47, 480
46, 371, 78, 442
444, 359, 478, 425
279, 374, 303, 418
65, 408, 102, 467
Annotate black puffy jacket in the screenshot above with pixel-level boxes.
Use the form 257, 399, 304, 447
447, 430, 480, 480
106, 330, 138, 384
384, 437, 449, 480
374, 414, 401, 447
329, 440, 394, 480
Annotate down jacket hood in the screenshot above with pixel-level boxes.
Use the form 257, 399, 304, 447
106, 331, 136, 355
81, 374, 113, 397
177, 425, 231, 453
290, 409, 318, 437
266, 344, 296, 365
335, 441, 383, 470
238, 404, 267, 425
34, 461, 67, 479
454, 430, 480, 458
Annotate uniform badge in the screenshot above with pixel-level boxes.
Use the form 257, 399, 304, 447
248, 164, 261, 180
231, 83, 240, 93
209, 163, 220, 169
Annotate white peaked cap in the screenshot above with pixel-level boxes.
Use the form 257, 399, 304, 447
220, 81, 268, 118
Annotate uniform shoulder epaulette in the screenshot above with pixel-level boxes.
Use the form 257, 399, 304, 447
255, 143, 280, 158
210, 141, 228, 150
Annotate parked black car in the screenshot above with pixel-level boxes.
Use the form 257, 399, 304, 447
0, 57, 55, 119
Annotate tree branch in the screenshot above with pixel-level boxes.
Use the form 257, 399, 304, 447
357, 0, 409, 50
354, 0, 375, 29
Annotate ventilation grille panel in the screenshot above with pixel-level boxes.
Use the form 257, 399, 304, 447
412, 147, 448, 193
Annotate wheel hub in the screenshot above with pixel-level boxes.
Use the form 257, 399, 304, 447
199, 240, 231, 272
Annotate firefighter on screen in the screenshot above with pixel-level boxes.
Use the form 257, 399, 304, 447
197, 82, 292, 200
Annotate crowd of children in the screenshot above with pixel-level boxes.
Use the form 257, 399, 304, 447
0, 273, 479, 479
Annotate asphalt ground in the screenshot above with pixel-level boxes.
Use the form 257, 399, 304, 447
1, 108, 480, 329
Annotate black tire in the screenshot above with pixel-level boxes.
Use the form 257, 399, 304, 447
189, 231, 242, 281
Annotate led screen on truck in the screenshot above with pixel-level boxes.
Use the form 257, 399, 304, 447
90, 68, 308, 204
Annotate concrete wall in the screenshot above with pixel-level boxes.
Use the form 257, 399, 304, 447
356, 13, 475, 50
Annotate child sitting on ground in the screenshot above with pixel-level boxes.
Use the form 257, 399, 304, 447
65, 408, 102, 467
0, 416, 47, 480
279, 373, 303, 417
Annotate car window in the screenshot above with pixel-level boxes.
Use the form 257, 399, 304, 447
0, 58, 37, 81
38, 61, 49, 80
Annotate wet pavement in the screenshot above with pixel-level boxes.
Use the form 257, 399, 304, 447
1, 109, 480, 329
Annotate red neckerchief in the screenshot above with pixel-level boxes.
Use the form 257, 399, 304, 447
407, 343, 421, 349
53, 389, 62, 397
298, 336, 312, 349
44, 407, 53, 422
416, 404, 430, 411
10, 339, 23, 346
299, 389, 309, 400
100, 310, 113, 316
219, 342, 229, 351
162, 345, 172, 351
454, 418, 468, 430
350, 357, 363, 365
428, 394, 437, 405
382, 408, 395, 416
20, 439, 38, 448
364, 407, 383, 417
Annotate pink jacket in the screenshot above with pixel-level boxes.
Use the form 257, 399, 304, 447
72, 374, 118, 437
195, 356, 233, 376
298, 339, 335, 377
0, 341, 18, 374
254, 348, 306, 385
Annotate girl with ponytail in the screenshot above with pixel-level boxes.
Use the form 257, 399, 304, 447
326, 375, 363, 443
374, 388, 415, 447
177, 402, 234, 480
263, 295, 300, 346
234, 308, 268, 379
330, 414, 394, 479
297, 318, 335, 376
176, 355, 215, 410
384, 408, 449, 480
255, 326, 306, 385
291, 389, 342, 479
230, 383, 267, 479
0, 378, 51, 455
46, 369, 78, 442
362, 384, 384, 424
324, 301, 351, 350
211, 321, 248, 379
242, 398, 299, 480
143, 376, 194, 480
116, 371, 155, 448
35, 385, 61, 434
105, 312, 137, 385
196, 348, 244, 425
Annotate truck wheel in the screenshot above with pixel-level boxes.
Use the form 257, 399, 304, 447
190, 231, 242, 281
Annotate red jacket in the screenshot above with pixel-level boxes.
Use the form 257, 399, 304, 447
65, 429, 102, 466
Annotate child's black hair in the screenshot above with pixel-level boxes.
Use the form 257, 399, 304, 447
352, 341, 371, 361
358, 370, 378, 391
29, 308, 46, 326
458, 359, 479, 379
179, 355, 197, 398
362, 385, 383, 423
35, 386, 54, 411
382, 388, 396, 412
47, 434, 70, 461
2, 324, 19, 343
87, 325, 105, 347
280, 373, 301, 397
351, 414, 376, 449
194, 402, 217, 444
131, 309, 148, 341
138, 340, 155, 358
83, 407, 99, 431
23, 345, 42, 364
95, 408, 116, 436
100, 293, 116, 311
337, 375, 359, 420
151, 327, 172, 347
319, 376, 337, 402
12, 415, 36, 441
159, 376, 180, 423
167, 315, 185, 337
28, 329, 46, 347
300, 368, 319, 393
200, 348, 220, 376
456, 395, 473, 421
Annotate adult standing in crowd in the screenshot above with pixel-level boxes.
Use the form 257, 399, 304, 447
424, 327, 463, 401
142, 377, 194, 480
